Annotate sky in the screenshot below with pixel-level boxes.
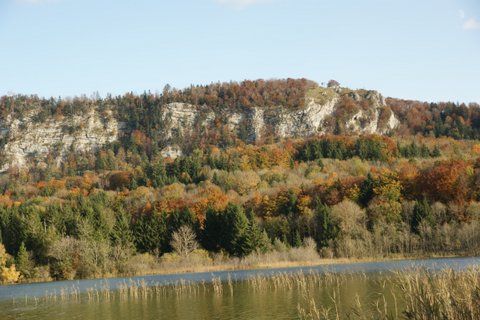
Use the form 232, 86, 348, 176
0, 0, 479, 103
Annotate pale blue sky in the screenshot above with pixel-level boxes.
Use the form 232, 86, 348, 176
0, 0, 479, 103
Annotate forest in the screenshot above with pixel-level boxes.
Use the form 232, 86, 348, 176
1, 79, 480, 283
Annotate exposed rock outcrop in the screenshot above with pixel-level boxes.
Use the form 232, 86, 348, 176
0, 88, 399, 170
0, 109, 119, 172
157, 89, 397, 142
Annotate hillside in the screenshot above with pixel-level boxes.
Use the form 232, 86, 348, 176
0, 79, 479, 283
0, 79, 402, 172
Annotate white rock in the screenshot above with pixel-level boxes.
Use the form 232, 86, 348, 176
160, 145, 183, 159
0, 108, 119, 172
0, 89, 400, 171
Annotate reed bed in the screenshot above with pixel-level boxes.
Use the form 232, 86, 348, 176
394, 267, 480, 320
297, 267, 480, 320
7, 267, 480, 320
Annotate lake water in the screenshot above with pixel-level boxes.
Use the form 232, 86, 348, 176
1, 257, 479, 320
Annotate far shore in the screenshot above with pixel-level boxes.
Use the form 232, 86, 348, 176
127, 253, 467, 278
7, 253, 475, 286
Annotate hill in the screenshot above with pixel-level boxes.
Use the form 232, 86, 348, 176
0, 79, 479, 283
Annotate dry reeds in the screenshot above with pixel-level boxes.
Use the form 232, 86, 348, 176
394, 267, 480, 320
7, 266, 480, 320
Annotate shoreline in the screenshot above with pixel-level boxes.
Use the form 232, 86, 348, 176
7, 253, 475, 286
127, 254, 467, 278
94, 253, 474, 283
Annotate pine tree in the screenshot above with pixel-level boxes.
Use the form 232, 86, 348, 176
202, 207, 223, 252
204, 203, 251, 257
241, 210, 270, 256
314, 203, 338, 248
292, 230, 302, 247
411, 198, 434, 234
224, 204, 249, 256
358, 173, 375, 207
132, 212, 167, 253
16, 242, 31, 279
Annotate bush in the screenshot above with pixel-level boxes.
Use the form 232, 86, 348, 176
0, 243, 20, 284
160, 249, 212, 269
125, 253, 157, 275
0, 265, 20, 284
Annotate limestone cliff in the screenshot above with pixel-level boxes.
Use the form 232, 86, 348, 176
0, 108, 120, 172
157, 88, 398, 146
0, 87, 399, 170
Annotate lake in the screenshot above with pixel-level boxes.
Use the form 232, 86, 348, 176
1, 257, 479, 320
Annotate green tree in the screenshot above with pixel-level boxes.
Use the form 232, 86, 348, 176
202, 207, 224, 252
202, 203, 251, 256
15, 242, 32, 279
222, 203, 250, 256
241, 210, 270, 255
358, 173, 375, 207
132, 212, 167, 253
314, 203, 339, 248
110, 205, 134, 249
165, 208, 197, 251
431, 145, 441, 157
411, 198, 434, 234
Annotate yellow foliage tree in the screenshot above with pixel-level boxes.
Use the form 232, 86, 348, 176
372, 169, 401, 201
1, 265, 20, 284
0, 244, 7, 267
0, 244, 20, 284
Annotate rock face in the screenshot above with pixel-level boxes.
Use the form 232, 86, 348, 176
0, 108, 119, 172
161, 103, 215, 139
0, 88, 399, 170
156, 90, 397, 145
271, 97, 339, 138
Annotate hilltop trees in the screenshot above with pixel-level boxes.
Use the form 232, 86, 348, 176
327, 80, 340, 88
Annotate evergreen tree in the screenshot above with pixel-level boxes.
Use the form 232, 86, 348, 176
358, 173, 375, 207
223, 203, 250, 256
110, 206, 133, 248
292, 230, 302, 247
166, 208, 197, 245
411, 198, 434, 234
16, 242, 32, 279
420, 144, 430, 157
145, 159, 167, 188
314, 203, 338, 248
202, 207, 223, 252
132, 212, 167, 253
240, 209, 270, 255
203, 203, 251, 256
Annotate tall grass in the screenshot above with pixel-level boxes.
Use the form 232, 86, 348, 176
395, 268, 480, 320
297, 267, 480, 320
8, 267, 480, 320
